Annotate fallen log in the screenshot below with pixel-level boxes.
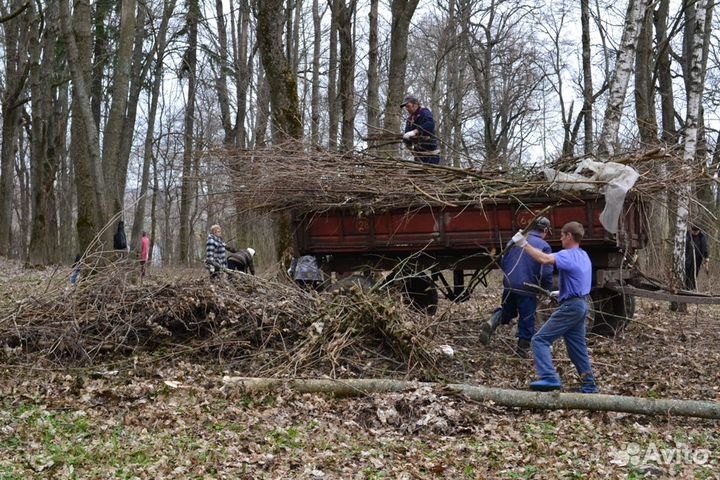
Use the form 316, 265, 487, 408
222, 377, 720, 420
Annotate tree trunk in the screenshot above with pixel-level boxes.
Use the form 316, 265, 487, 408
0, 0, 32, 256
223, 377, 720, 419
100, 0, 136, 217
381, 0, 420, 139
178, 0, 200, 264
634, 4, 657, 147
334, 0, 356, 152
60, 0, 108, 253
366, 0, 379, 141
214, 0, 234, 144
672, 0, 707, 290
654, 0, 676, 145
256, 0, 303, 141
598, 0, 648, 156
327, 2, 339, 150
130, 0, 175, 253
233, 0, 252, 148
580, 0, 594, 155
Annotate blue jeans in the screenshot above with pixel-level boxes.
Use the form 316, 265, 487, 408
531, 298, 593, 382
501, 290, 537, 341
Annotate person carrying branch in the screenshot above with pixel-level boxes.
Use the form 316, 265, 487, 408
510, 221, 599, 394
480, 217, 553, 358
401, 94, 440, 165
288, 255, 324, 290
227, 248, 256, 275
685, 223, 710, 291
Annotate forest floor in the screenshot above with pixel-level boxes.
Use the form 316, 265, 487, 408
0, 259, 719, 479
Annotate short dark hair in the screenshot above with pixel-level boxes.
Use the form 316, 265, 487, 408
562, 221, 585, 242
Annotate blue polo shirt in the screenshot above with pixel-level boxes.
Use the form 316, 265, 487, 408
554, 247, 592, 302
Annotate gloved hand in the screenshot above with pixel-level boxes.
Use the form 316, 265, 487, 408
287, 268, 293, 277
549, 290, 559, 300
705, 258, 710, 274
208, 265, 215, 274
403, 130, 418, 140
511, 230, 528, 248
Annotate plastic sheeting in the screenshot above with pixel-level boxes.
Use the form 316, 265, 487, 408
544, 159, 640, 234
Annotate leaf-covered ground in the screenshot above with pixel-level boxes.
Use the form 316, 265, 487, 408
0, 261, 719, 478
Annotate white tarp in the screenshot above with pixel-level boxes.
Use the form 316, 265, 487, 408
543, 159, 640, 234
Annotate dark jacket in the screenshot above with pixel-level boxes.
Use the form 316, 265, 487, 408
227, 249, 255, 275
404, 107, 438, 152
686, 230, 709, 273
113, 221, 127, 250
501, 231, 553, 295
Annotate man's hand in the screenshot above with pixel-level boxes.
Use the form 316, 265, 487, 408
403, 130, 418, 140
705, 258, 710, 273
511, 230, 528, 248
549, 290, 559, 301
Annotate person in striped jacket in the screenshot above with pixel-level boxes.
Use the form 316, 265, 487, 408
206, 224, 228, 277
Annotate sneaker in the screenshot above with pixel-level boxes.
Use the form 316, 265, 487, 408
515, 339, 531, 358
529, 378, 561, 392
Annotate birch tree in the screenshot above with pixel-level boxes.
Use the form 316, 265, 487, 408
597, 0, 649, 156
672, 0, 708, 292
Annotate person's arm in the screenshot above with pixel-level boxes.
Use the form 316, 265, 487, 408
521, 242, 555, 265
540, 244, 554, 289
206, 237, 216, 265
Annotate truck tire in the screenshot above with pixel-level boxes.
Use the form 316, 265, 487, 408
589, 288, 635, 336
397, 273, 438, 315
324, 274, 373, 293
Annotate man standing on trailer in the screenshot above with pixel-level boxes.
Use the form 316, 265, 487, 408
510, 221, 599, 393
401, 94, 440, 165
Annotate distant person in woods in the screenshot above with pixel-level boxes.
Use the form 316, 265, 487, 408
206, 224, 229, 278
140, 232, 151, 277
401, 94, 440, 165
227, 248, 256, 275
685, 224, 710, 290
288, 255, 324, 290
113, 220, 128, 251
70, 254, 81, 287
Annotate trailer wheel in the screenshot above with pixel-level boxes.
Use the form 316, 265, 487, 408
589, 288, 635, 336
396, 274, 438, 315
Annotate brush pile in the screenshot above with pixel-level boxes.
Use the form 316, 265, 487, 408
214, 144, 704, 213
0, 258, 440, 377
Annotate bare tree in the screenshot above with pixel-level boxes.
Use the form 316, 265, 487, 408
365, 0, 380, 139
331, 0, 356, 151
634, 3, 657, 147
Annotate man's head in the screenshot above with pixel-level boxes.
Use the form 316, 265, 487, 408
534, 216, 551, 236
142, 231, 147, 237
560, 221, 584, 247
247, 247, 256, 257
690, 224, 701, 236
210, 224, 222, 236
401, 94, 420, 114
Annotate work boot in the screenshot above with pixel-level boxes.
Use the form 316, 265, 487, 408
479, 308, 503, 345
515, 339, 531, 358
577, 373, 599, 394
529, 378, 562, 392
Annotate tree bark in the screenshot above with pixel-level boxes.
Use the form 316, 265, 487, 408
381, 0, 420, 140
634, 4, 657, 147
327, 1, 339, 150
366, 0, 379, 142
256, 0, 303, 141
672, 0, 707, 291
178, 0, 200, 264
598, 0, 648, 156
0, 0, 32, 256
654, 0, 676, 144
223, 377, 720, 419
60, 0, 108, 252
333, 0, 356, 152
214, 0, 234, 144
130, 0, 175, 253
580, 0, 594, 155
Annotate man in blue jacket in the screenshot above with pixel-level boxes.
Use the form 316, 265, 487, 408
480, 217, 553, 358
401, 94, 440, 165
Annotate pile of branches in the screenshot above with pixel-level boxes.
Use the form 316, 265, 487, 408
0, 262, 439, 377
214, 144, 703, 213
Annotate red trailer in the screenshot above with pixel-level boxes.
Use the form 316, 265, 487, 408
292, 194, 646, 335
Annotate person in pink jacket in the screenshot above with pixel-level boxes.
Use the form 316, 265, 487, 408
140, 231, 151, 277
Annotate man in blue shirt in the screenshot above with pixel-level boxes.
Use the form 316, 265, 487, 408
511, 221, 598, 393
480, 217, 553, 358
401, 95, 440, 165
